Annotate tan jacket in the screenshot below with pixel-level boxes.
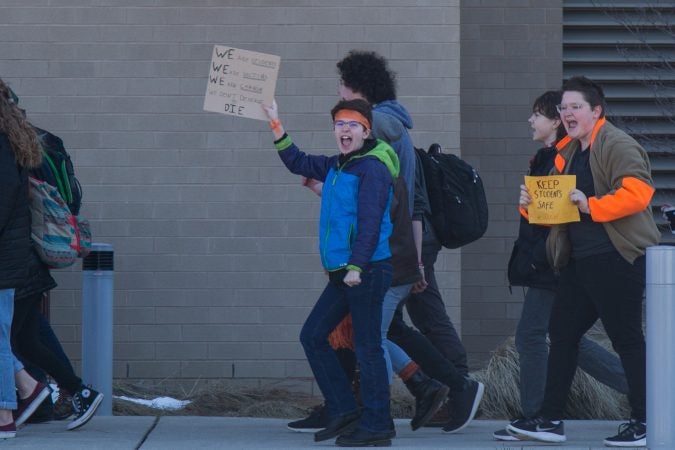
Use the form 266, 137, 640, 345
547, 119, 660, 267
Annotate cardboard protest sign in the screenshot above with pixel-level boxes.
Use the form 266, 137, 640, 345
525, 175, 580, 224
204, 45, 280, 121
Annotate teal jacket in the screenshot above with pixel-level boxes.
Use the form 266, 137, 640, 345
275, 135, 399, 271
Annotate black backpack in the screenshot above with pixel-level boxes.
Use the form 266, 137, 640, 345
416, 144, 488, 249
32, 127, 83, 216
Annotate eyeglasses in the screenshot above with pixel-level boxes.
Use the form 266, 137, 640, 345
334, 120, 362, 130
556, 103, 587, 113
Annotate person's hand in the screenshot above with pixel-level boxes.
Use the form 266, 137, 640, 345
302, 177, 323, 197
262, 99, 279, 122
570, 188, 590, 214
519, 184, 532, 210
411, 277, 428, 294
262, 99, 284, 138
343, 270, 361, 287
411, 264, 428, 293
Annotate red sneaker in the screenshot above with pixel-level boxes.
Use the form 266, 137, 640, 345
14, 382, 51, 427
0, 421, 16, 439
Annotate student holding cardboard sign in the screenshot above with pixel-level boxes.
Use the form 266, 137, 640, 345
494, 90, 628, 442
508, 77, 660, 448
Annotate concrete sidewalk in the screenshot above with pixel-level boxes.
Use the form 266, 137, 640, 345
3, 417, 643, 449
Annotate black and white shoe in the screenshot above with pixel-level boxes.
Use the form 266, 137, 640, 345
287, 404, 329, 433
67, 386, 103, 431
441, 379, 484, 433
603, 420, 646, 447
506, 416, 566, 443
493, 427, 521, 441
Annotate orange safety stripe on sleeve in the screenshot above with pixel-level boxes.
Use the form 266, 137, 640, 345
588, 176, 655, 223
519, 206, 529, 220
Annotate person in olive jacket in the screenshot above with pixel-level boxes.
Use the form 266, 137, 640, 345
508, 77, 659, 448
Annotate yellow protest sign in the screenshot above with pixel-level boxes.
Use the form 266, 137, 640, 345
524, 175, 580, 224
203, 45, 280, 121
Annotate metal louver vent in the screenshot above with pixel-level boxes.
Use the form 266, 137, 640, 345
563, 0, 675, 242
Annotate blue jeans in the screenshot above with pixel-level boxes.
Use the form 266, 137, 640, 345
0, 289, 24, 410
300, 261, 392, 433
516, 285, 628, 418
381, 284, 413, 383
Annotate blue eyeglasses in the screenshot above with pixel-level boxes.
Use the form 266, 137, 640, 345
334, 120, 363, 130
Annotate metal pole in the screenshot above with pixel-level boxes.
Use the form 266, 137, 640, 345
646, 245, 675, 449
81, 243, 114, 416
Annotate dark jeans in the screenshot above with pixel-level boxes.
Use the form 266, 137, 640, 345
23, 308, 76, 382
387, 304, 466, 391
300, 261, 392, 433
515, 286, 628, 418
540, 251, 646, 422
403, 250, 469, 377
12, 293, 82, 394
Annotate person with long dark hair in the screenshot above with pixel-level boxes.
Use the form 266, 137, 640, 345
6, 87, 103, 431
0, 78, 52, 439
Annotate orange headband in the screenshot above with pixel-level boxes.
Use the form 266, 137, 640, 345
334, 109, 370, 130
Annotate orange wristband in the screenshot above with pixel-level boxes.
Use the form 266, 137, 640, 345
269, 119, 281, 130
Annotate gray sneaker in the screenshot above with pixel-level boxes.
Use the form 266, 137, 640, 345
603, 420, 646, 447
506, 416, 566, 443
493, 427, 521, 441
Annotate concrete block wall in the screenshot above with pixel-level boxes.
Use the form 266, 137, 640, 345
0, 1, 461, 390
460, 0, 563, 367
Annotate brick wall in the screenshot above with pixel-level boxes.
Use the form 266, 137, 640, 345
0, 1, 461, 390
460, 0, 563, 367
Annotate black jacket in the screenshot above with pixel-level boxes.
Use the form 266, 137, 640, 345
390, 176, 422, 287
0, 134, 31, 290
14, 248, 57, 301
507, 146, 558, 290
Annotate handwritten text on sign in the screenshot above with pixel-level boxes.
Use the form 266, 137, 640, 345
203, 46, 280, 121
524, 175, 580, 224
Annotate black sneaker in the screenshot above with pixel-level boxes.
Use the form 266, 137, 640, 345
441, 379, 484, 433
506, 417, 566, 443
335, 427, 392, 447
493, 427, 521, 441
67, 386, 103, 431
287, 404, 329, 433
603, 420, 646, 447
314, 411, 361, 442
